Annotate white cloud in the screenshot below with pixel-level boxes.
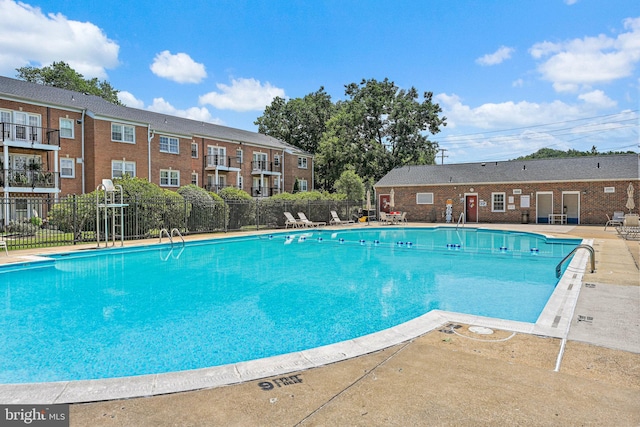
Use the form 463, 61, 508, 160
0, 0, 119, 78
199, 78, 286, 112
118, 91, 144, 109
476, 46, 515, 66
577, 90, 617, 108
564, 0, 579, 5
530, 16, 640, 92
434, 93, 638, 162
434, 93, 582, 129
512, 78, 524, 88
147, 97, 223, 124
150, 51, 207, 84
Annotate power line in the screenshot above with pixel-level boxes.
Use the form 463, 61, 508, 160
438, 110, 639, 142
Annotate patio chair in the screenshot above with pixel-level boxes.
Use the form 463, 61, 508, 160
604, 214, 623, 230
297, 212, 326, 227
329, 210, 354, 225
399, 212, 407, 223
0, 238, 7, 256
379, 212, 390, 225
284, 212, 302, 228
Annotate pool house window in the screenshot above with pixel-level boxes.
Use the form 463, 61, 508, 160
492, 192, 506, 212
416, 193, 434, 204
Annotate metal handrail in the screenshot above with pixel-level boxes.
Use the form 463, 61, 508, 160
555, 244, 595, 278
171, 228, 185, 246
159, 228, 173, 246
456, 212, 465, 229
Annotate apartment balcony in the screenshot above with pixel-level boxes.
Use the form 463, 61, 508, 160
1, 122, 60, 148
251, 160, 281, 175
1, 168, 59, 190
251, 186, 281, 197
205, 155, 241, 171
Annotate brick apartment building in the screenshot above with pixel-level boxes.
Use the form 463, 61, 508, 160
375, 154, 639, 225
0, 76, 313, 223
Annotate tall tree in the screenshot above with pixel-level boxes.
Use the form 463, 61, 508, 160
16, 61, 122, 105
317, 78, 445, 190
254, 87, 335, 153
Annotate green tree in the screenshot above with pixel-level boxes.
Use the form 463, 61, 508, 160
255, 87, 335, 154
16, 61, 122, 105
316, 78, 445, 190
334, 169, 365, 201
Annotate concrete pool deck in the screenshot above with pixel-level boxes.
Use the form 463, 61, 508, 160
1, 224, 638, 425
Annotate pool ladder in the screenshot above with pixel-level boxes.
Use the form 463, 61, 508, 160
159, 228, 185, 247
555, 244, 595, 278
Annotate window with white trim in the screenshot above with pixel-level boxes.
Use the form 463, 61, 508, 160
236, 148, 243, 163
299, 179, 308, 192
59, 118, 74, 139
191, 172, 198, 185
238, 175, 243, 190
416, 193, 434, 204
297, 157, 307, 169
111, 123, 135, 143
112, 160, 136, 178
492, 192, 506, 212
160, 169, 180, 187
60, 158, 75, 178
160, 136, 179, 154
191, 142, 198, 158
274, 155, 280, 166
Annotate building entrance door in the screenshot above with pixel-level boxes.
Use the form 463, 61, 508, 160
465, 195, 478, 222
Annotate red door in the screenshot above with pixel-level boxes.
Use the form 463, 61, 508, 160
379, 194, 391, 213
466, 195, 478, 222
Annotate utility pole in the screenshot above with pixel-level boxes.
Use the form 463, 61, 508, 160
438, 148, 448, 165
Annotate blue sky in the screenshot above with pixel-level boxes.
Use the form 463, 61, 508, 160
1, 0, 638, 163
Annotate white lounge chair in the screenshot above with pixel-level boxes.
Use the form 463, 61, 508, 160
329, 210, 354, 225
0, 238, 7, 256
284, 212, 302, 228
297, 212, 326, 227
616, 214, 640, 240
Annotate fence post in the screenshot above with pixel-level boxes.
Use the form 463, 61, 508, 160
255, 200, 259, 231
72, 194, 77, 245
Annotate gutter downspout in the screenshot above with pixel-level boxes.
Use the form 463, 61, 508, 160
81, 109, 86, 194
282, 149, 285, 193
147, 125, 153, 182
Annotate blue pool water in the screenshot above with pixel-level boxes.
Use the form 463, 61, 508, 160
0, 227, 580, 384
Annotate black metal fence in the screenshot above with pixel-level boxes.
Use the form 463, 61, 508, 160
0, 196, 363, 250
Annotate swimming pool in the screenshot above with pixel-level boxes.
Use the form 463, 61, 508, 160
0, 227, 580, 387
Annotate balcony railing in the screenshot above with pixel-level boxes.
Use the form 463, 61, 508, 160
205, 155, 241, 169
251, 160, 281, 173
1, 122, 60, 146
204, 183, 236, 193
251, 186, 281, 197
1, 169, 58, 188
